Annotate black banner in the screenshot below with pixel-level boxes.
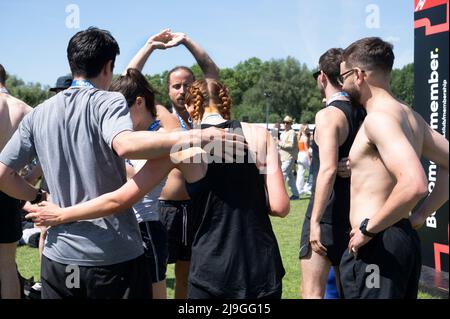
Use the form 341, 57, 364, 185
414, 0, 449, 272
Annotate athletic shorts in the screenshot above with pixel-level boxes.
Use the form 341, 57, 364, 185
299, 215, 350, 266
159, 200, 194, 264
188, 281, 283, 299
139, 220, 168, 283
0, 191, 23, 244
41, 254, 152, 299
339, 219, 421, 299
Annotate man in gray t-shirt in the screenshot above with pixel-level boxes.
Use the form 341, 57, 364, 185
0, 27, 237, 299
2, 87, 144, 267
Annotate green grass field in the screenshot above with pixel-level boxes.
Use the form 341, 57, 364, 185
16, 197, 439, 299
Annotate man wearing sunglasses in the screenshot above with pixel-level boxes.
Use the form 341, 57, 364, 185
279, 115, 300, 200
339, 37, 448, 299
299, 49, 365, 298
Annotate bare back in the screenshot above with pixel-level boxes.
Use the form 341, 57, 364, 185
0, 93, 32, 152
349, 99, 425, 228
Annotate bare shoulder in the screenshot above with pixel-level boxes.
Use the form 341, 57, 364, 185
364, 111, 398, 132
0, 94, 32, 117
10, 95, 32, 115
156, 104, 180, 130
315, 106, 346, 128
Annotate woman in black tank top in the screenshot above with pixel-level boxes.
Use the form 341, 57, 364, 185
181, 79, 289, 299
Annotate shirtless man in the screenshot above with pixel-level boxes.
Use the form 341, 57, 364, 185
124, 29, 219, 298
0, 64, 33, 298
338, 37, 449, 299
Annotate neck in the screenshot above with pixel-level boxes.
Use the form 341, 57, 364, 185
201, 109, 225, 124
325, 85, 348, 101
363, 85, 393, 113
73, 76, 105, 90
138, 113, 156, 131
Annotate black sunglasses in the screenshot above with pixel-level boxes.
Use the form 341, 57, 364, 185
338, 68, 365, 86
313, 70, 321, 80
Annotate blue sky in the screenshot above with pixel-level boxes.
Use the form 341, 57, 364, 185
0, 0, 414, 87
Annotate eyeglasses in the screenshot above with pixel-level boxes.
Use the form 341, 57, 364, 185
313, 70, 321, 80
338, 68, 365, 86
283, 121, 292, 124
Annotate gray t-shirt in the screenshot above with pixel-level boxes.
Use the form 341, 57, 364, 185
0, 87, 143, 266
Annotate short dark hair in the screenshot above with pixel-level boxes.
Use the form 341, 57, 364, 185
110, 68, 157, 118
67, 27, 120, 78
166, 66, 195, 92
343, 37, 395, 74
318, 48, 344, 87
0, 64, 6, 84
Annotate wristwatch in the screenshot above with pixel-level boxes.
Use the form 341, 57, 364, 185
30, 188, 45, 205
359, 218, 376, 238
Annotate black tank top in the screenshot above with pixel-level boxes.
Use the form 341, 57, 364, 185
185, 120, 285, 298
306, 100, 366, 224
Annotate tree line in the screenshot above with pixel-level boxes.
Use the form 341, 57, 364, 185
6, 58, 414, 124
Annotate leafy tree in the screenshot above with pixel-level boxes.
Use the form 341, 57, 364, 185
391, 63, 414, 106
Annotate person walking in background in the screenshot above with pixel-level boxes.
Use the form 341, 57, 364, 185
279, 115, 300, 200
296, 124, 312, 197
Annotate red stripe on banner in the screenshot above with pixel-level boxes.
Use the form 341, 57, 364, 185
415, 0, 448, 12
414, 0, 449, 35
433, 225, 449, 272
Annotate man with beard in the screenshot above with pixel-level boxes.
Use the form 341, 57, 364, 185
339, 37, 448, 298
299, 48, 365, 298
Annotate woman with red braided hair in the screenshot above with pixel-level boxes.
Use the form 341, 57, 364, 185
181, 78, 289, 299
25, 78, 290, 299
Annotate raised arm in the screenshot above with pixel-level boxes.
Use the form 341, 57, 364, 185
168, 32, 220, 80
410, 117, 449, 229
123, 29, 173, 74
25, 157, 175, 226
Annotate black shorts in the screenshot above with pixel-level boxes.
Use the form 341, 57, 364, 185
41, 254, 152, 299
139, 220, 168, 283
159, 200, 194, 264
187, 282, 283, 299
299, 215, 350, 266
0, 191, 23, 244
339, 219, 421, 299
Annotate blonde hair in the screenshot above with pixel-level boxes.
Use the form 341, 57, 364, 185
185, 79, 231, 122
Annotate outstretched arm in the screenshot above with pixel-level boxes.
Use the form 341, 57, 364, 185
25, 157, 175, 226
410, 119, 449, 229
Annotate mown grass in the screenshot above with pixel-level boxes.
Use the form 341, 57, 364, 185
17, 196, 439, 299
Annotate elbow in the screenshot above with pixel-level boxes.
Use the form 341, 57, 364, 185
405, 176, 429, 202
320, 165, 337, 179
413, 179, 429, 201
113, 134, 134, 158
270, 199, 290, 218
